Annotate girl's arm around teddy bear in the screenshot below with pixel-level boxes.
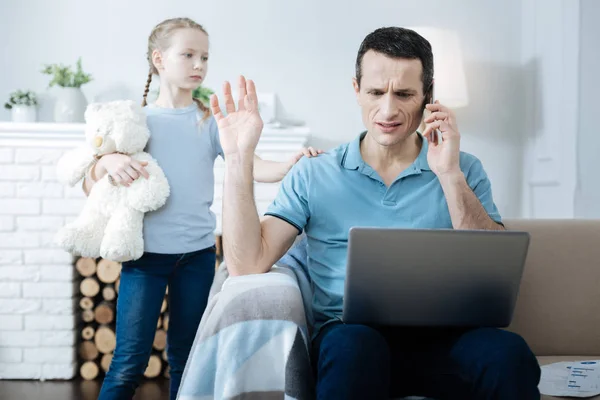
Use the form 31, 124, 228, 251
81, 153, 149, 196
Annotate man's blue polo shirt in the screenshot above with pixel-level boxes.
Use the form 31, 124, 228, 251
266, 132, 502, 334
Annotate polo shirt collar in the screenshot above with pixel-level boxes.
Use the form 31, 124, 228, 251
341, 131, 432, 172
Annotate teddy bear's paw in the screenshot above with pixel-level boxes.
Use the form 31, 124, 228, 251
54, 227, 77, 253
127, 178, 170, 212
100, 240, 143, 263
56, 224, 102, 258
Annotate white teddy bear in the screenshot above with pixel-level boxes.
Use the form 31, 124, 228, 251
55, 100, 170, 262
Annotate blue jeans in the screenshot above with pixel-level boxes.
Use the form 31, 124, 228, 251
98, 246, 216, 400
312, 323, 541, 400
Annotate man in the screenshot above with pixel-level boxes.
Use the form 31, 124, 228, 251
210, 27, 540, 399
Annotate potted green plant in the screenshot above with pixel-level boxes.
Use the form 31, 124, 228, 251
149, 85, 214, 106
192, 86, 214, 106
4, 90, 38, 123
42, 57, 92, 123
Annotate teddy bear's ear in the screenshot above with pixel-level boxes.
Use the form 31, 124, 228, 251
84, 103, 104, 120
123, 100, 147, 123
86, 103, 104, 112
126, 100, 143, 113
111, 101, 150, 153
112, 119, 150, 154
111, 100, 141, 118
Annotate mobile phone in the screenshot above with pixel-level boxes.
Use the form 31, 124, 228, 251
430, 84, 441, 145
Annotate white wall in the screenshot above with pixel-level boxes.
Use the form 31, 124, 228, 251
0, 0, 525, 217
519, 0, 582, 219
574, 0, 600, 218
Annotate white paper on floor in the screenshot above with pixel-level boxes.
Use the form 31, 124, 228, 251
539, 360, 600, 397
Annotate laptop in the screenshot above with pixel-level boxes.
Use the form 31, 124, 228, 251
342, 227, 530, 328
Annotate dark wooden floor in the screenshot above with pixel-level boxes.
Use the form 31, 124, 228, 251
0, 378, 170, 400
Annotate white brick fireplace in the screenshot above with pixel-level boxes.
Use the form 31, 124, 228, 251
0, 121, 309, 380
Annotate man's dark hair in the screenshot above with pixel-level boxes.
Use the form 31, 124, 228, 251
355, 27, 434, 97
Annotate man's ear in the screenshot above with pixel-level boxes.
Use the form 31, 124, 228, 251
421, 94, 430, 112
422, 83, 434, 112
352, 77, 361, 106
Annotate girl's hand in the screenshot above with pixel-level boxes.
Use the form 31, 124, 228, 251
97, 153, 149, 187
288, 146, 323, 166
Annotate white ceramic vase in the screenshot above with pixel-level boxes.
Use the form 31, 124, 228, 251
11, 105, 37, 123
54, 87, 87, 123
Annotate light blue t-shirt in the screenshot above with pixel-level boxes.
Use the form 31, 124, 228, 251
142, 103, 223, 254
266, 132, 502, 334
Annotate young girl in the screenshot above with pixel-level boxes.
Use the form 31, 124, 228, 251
83, 17, 320, 400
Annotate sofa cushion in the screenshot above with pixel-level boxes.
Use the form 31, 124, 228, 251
504, 219, 600, 356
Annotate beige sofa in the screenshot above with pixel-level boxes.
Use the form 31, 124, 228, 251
504, 219, 600, 400
204, 220, 599, 399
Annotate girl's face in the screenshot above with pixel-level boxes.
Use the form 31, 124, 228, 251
154, 28, 209, 90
